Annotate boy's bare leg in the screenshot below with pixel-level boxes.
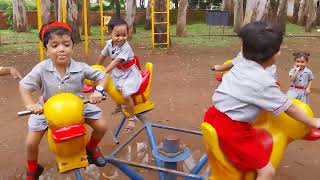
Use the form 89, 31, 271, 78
25, 130, 46, 179
123, 96, 137, 133
26, 130, 46, 161
256, 162, 275, 180
86, 118, 108, 141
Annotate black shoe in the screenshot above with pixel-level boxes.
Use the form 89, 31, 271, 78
86, 147, 106, 167
26, 164, 44, 180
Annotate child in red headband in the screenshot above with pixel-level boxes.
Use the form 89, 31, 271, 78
19, 22, 109, 180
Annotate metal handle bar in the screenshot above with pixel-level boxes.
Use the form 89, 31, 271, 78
18, 96, 106, 116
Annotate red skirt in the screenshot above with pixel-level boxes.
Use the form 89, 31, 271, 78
204, 106, 272, 171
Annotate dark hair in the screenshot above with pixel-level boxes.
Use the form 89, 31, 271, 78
238, 21, 284, 64
39, 22, 74, 48
293, 51, 310, 62
108, 18, 129, 33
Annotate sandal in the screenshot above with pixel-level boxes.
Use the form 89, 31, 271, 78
25, 164, 44, 180
111, 105, 122, 115
86, 147, 106, 167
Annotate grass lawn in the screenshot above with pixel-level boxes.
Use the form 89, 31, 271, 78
1, 23, 319, 54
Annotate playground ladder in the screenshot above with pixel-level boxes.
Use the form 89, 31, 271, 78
151, 0, 170, 50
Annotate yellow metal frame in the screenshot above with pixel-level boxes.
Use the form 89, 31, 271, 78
100, 0, 105, 48
151, 0, 170, 50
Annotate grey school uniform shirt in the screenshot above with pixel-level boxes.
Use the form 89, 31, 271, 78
101, 39, 142, 96
287, 67, 314, 104
213, 57, 292, 122
232, 52, 278, 80
20, 59, 105, 131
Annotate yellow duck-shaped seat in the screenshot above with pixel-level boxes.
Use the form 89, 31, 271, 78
44, 93, 89, 173
202, 99, 320, 180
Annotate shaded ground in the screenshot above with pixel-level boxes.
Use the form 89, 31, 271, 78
0, 37, 320, 179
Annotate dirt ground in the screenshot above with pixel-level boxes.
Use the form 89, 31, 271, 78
1, 37, 320, 180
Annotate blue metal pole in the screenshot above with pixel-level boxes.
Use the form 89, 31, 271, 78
151, 123, 202, 136
185, 154, 208, 180
106, 157, 144, 180
145, 122, 166, 180
112, 116, 127, 143
110, 125, 145, 157
190, 154, 208, 175
74, 169, 82, 180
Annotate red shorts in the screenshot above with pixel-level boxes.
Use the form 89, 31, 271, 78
204, 106, 272, 171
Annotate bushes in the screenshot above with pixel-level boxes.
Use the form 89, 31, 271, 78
0, 0, 11, 10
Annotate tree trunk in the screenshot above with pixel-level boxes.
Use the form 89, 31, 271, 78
292, 0, 301, 22
81, 0, 91, 36
144, 0, 151, 30
113, 0, 121, 18
244, 0, 270, 25
176, 0, 188, 37
41, 0, 51, 25
305, 0, 318, 31
66, 0, 81, 43
125, 0, 137, 36
243, 0, 258, 25
234, 0, 244, 33
277, 0, 288, 33
316, 0, 320, 25
298, 0, 307, 24
12, 0, 28, 32
53, 0, 59, 21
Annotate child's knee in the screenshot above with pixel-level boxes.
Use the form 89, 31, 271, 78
25, 139, 40, 150
257, 163, 275, 179
95, 119, 108, 132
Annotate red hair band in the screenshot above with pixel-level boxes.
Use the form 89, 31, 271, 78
40, 22, 72, 39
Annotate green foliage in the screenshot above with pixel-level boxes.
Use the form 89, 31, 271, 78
89, 0, 126, 11
4, 6, 13, 29
0, 29, 38, 53
25, 0, 37, 10
0, 0, 11, 10
1, 22, 320, 54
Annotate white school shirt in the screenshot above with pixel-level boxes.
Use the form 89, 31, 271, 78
213, 57, 291, 122
232, 52, 278, 80
101, 40, 142, 96
20, 59, 105, 100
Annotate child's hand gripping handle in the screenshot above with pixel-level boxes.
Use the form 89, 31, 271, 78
18, 96, 106, 116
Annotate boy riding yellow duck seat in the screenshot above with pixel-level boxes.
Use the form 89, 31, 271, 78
201, 99, 320, 180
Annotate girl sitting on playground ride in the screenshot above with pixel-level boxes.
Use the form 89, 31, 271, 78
19, 22, 109, 180
205, 21, 320, 180
96, 18, 142, 133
